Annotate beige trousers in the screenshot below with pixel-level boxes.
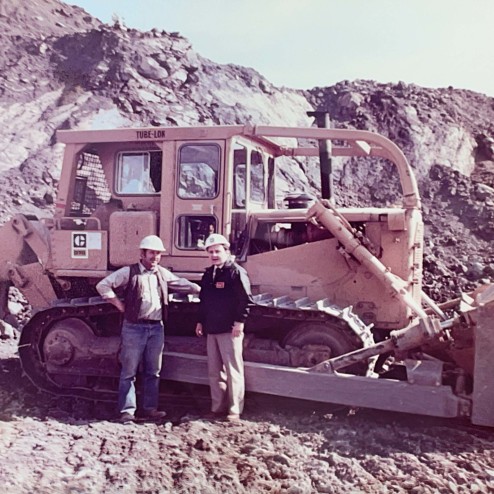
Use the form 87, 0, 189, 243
206, 332, 245, 415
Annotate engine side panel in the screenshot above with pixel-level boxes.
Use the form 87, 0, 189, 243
244, 238, 408, 329
244, 207, 423, 330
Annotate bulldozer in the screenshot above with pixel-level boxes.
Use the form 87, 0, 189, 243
1, 118, 493, 426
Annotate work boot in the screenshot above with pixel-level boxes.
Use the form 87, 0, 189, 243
142, 409, 167, 421
119, 412, 135, 424
204, 410, 225, 421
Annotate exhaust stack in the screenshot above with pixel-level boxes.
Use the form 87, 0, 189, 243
307, 111, 333, 201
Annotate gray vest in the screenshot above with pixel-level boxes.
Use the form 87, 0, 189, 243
123, 263, 169, 322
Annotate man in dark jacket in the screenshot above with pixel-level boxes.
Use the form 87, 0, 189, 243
97, 234, 200, 423
195, 234, 253, 421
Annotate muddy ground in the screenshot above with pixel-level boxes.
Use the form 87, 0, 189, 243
1, 337, 493, 494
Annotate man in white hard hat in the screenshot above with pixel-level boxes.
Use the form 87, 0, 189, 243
97, 234, 200, 423
195, 233, 253, 422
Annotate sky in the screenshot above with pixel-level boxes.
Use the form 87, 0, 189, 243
69, 0, 494, 96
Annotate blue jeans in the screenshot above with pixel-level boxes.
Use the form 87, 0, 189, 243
118, 321, 164, 415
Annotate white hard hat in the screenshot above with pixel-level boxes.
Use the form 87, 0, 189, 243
139, 235, 166, 251
204, 233, 230, 249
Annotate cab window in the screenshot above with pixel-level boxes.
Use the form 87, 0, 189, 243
176, 215, 217, 249
250, 150, 265, 204
70, 151, 111, 216
178, 144, 220, 199
233, 143, 247, 208
116, 151, 162, 194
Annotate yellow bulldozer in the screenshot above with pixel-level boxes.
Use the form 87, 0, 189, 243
1, 118, 492, 426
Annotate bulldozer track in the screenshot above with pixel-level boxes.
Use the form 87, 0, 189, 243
250, 292, 374, 348
18, 293, 374, 401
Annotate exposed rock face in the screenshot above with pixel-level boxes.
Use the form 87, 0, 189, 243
0, 0, 312, 220
309, 81, 493, 177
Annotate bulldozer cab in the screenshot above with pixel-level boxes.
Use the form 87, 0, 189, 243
53, 127, 276, 280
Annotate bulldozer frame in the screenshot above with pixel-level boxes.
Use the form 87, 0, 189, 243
0, 123, 492, 427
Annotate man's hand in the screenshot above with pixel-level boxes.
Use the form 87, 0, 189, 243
108, 297, 125, 313
195, 323, 203, 337
232, 321, 244, 338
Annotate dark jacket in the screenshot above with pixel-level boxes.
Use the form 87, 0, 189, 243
198, 260, 253, 334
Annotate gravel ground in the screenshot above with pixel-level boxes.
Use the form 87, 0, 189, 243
1, 338, 494, 494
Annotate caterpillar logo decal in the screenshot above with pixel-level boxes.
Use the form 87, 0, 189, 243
71, 232, 103, 259
72, 232, 88, 258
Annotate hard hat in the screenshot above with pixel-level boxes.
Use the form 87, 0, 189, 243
204, 233, 230, 249
139, 235, 166, 251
